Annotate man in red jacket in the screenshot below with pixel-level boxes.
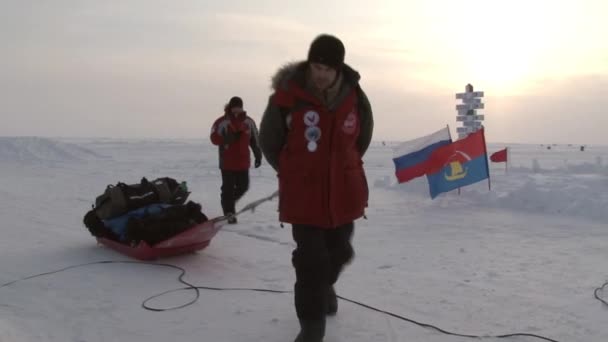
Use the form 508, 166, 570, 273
210, 96, 262, 224
259, 34, 373, 342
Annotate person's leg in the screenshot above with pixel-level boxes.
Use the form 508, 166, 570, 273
224, 170, 249, 224
220, 170, 237, 216
325, 222, 355, 315
292, 224, 329, 341
233, 170, 250, 203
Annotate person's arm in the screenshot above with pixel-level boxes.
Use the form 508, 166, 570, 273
248, 118, 263, 167
356, 87, 374, 156
210, 118, 241, 145
258, 95, 288, 171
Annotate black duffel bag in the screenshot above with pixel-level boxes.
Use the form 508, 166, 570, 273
93, 177, 190, 220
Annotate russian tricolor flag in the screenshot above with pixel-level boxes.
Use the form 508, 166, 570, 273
392, 127, 452, 183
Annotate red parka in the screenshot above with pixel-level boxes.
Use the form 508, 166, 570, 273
258, 62, 374, 228
210, 112, 261, 171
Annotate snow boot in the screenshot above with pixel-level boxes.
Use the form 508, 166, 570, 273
327, 286, 337, 316
294, 319, 325, 342
226, 213, 237, 224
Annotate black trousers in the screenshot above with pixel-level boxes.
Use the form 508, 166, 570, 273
220, 170, 250, 215
292, 222, 354, 320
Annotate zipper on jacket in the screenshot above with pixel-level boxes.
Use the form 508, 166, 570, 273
326, 110, 335, 227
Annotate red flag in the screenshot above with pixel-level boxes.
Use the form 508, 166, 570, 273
490, 148, 508, 163
426, 129, 488, 174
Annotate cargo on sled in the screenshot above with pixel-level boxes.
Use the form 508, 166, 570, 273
83, 177, 224, 260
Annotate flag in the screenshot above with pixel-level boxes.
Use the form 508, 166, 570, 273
392, 127, 452, 183
490, 148, 508, 163
426, 129, 489, 199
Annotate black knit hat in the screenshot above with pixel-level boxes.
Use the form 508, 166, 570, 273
227, 96, 243, 109
307, 34, 345, 69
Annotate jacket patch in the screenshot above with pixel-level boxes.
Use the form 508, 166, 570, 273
303, 111, 320, 126
305, 126, 321, 152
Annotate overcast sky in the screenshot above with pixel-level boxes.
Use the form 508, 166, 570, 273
1, 0, 607, 144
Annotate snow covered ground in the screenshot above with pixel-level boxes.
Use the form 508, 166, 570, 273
1, 136, 607, 342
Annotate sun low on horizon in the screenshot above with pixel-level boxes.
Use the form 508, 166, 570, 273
372, 0, 608, 96
1, 0, 607, 144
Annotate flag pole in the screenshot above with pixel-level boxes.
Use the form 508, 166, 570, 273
481, 127, 491, 191
446, 124, 453, 141
505, 147, 509, 174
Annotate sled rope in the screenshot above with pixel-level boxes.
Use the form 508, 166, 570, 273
1, 261, 560, 342
594, 281, 608, 306
214, 190, 279, 223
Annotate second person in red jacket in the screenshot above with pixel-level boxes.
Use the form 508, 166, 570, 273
210, 96, 262, 224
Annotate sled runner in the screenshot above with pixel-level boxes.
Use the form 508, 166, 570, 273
96, 217, 225, 260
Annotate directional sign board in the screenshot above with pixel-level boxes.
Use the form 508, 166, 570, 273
456, 103, 484, 111
456, 126, 477, 133
455, 91, 484, 99
463, 121, 483, 127
456, 115, 484, 122
455, 84, 485, 140
461, 97, 482, 105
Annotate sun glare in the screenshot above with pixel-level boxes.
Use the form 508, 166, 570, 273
380, 0, 586, 95
453, 2, 553, 94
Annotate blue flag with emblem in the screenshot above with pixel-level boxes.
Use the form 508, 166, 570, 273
425, 129, 490, 199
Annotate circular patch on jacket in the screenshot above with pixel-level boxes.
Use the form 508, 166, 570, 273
307, 141, 318, 152
342, 112, 357, 134
303, 111, 320, 126
305, 126, 321, 142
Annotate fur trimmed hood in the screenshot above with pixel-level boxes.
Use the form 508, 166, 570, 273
270, 61, 361, 91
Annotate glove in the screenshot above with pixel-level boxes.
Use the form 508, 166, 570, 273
223, 130, 241, 144
254, 158, 262, 168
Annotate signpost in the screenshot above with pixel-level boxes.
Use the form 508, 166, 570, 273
455, 84, 485, 139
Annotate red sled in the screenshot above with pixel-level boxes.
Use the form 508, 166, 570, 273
96, 218, 225, 260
